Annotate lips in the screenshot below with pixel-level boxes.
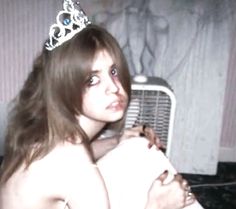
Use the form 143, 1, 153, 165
106, 97, 127, 111
107, 100, 123, 109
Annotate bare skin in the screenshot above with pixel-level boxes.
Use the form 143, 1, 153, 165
0, 51, 196, 209
91, 124, 162, 160
0, 135, 195, 209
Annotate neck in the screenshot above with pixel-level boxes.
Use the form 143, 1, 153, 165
77, 115, 106, 140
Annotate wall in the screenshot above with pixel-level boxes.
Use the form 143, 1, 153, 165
219, 24, 236, 162
0, 0, 236, 174
0, 102, 7, 155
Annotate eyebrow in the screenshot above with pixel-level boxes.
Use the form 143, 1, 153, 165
91, 63, 116, 73
110, 63, 116, 69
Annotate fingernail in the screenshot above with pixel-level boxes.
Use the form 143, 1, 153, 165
139, 133, 145, 137
163, 170, 168, 174
159, 147, 166, 152
148, 143, 153, 149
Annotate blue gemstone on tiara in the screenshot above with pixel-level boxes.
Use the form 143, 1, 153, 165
63, 18, 71, 25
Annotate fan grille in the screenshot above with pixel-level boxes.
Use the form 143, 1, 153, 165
124, 77, 176, 156
125, 90, 172, 148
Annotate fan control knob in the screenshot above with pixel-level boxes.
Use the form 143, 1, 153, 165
133, 75, 148, 83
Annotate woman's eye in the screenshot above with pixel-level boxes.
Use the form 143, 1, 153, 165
110, 67, 118, 77
87, 75, 99, 86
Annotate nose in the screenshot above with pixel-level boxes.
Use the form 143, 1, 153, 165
105, 77, 119, 94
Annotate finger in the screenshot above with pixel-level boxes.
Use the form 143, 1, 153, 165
185, 192, 196, 206
156, 170, 169, 184
143, 124, 147, 132
125, 126, 145, 137
131, 125, 144, 132
155, 135, 162, 147
132, 124, 151, 134
147, 134, 155, 149
143, 126, 156, 148
182, 179, 189, 190
122, 128, 141, 138
132, 125, 156, 148
154, 135, 166, 152
129, 125, 161, 149
174, 174, 184, 183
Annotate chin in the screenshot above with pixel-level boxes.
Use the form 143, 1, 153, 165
106, 111, 125, 122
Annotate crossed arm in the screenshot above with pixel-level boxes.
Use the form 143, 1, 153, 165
90, 125, 161, 160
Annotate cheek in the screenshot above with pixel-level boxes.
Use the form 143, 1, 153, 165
82, 90, 102, 111
82, 93, 91, 113
87, 88, 102, 100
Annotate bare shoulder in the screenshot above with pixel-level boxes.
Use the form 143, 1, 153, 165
45, 141, 93, 165
0, 142, 102, 209
29, 141, 95, 185
48, 142, 110, 209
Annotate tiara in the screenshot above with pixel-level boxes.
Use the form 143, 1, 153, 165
45, 0, 91, 51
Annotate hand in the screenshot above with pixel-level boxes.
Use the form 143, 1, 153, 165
147, 171, 195, 209
119, 125, 164, 150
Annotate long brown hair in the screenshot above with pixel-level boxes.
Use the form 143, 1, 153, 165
0, 24, 131, 183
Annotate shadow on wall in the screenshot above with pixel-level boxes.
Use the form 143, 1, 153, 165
0, 102, 8, 155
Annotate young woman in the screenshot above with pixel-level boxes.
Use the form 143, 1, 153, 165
0, 1, 200, 209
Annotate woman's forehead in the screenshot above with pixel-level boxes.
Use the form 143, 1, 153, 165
91, 50, 114, 71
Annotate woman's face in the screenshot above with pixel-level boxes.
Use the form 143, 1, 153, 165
82, 50, 128, 124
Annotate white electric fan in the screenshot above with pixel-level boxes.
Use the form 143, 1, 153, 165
124, 75, 176, 157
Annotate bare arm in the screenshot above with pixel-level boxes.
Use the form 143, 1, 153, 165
91, 125, 164, 161
91, 137, 119, 160
61, 143, 110, 209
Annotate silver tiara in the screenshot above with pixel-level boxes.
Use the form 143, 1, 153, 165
45, 0, 91, 51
